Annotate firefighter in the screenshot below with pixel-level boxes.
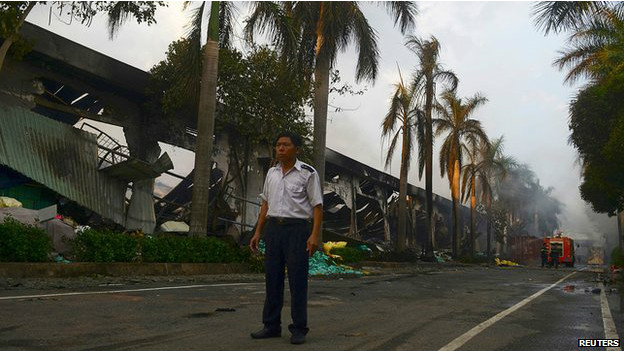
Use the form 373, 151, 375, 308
551, 245, 560, 269
540, 243, 548, 268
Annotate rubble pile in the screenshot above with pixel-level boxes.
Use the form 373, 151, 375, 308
258, 240, 365, 276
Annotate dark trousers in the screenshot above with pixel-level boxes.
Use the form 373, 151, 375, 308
262, 221, 310, 334
551, 255, 559, 268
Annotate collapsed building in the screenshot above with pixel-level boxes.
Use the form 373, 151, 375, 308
0, 23, 484, 252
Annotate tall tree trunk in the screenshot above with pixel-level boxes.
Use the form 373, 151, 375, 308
424, 79, 434, 259
470, 176, 476, 257
534, 208, 539, 236
451, 159, 460, 258
396, 123, 409, 252
0, 2, 36, 73
618, 210, 623, 252
486, 198, 492, 262
313, 55, 330, 242
189, 2, 220, 237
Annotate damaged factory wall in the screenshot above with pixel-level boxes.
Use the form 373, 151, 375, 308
1, 22, 483, 247
0, 105, 127, 225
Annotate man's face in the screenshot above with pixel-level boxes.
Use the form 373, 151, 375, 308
275, 136, 298, 162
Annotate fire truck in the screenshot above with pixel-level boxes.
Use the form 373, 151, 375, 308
544, 235, 575, 267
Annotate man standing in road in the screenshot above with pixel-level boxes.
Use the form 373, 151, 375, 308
249, 131, 323, 345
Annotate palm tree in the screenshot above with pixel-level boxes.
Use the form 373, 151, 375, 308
188, 2, 234, 237
461, 137, 515, 258
532, 1, 621, 35
245, 2, 418, 204
434, 90, 488, 258
533, 2, 624, 85
381, 69, 424, 252
554, 8, 624, 85
460, 141, 486, 258
404, 35, 457, 259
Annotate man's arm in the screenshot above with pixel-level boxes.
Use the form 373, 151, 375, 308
250, 200, 268, 253
306, 204, 323, 257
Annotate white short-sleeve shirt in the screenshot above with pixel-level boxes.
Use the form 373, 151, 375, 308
260, 159, 323, 219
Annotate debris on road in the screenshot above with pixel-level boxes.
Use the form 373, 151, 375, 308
215, 308, 236, 312
495, 258, 521, 267
258, 240, 365, 277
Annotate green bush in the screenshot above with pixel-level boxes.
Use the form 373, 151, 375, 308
73, 230, 259, 265
458, 255, 490, 264
73, 229, 139, 262
611, 247, 624, 267
330, 247, 365, 263
0, 217, 51, 262
141, 235, 244, 263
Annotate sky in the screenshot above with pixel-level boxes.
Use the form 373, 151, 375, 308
24, 1, 619, 244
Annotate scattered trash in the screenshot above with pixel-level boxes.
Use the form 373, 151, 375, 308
563, 285, 575, 292
434, 250, 452, 263
323, 241, 347, 260
495, 258, 520, 267
356, 244, 372, 253
53, 254, 72, 264
215, 308, 236, 312
75, 225, 91, 234
258, 240, 365, 276
0, 196, 22, 208
160, 221, 189, 233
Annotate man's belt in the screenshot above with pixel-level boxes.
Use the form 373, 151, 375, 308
268, 217, 310, 225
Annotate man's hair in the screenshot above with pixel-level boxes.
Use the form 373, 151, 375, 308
274, 131, 303, 147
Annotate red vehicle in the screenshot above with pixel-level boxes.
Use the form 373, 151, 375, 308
544, 236, 575, 267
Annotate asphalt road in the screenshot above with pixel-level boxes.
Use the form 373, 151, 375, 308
0, 266, 621, 351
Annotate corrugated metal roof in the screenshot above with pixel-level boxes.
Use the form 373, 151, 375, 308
0, 106, 127, 225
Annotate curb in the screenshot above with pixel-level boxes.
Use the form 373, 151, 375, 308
0, 262, 254, 278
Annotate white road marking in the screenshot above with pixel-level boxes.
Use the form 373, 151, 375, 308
0, 282, 264, 301
600, 283, 622, 351
438, 271, 576, 351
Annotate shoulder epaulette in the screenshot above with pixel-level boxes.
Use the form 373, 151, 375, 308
301, 164, 315, 173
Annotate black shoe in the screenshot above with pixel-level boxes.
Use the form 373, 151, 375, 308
290, 332, 306, 345
251, 327, 281, 339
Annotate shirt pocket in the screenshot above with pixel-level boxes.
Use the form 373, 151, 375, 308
288, 184, 306, 194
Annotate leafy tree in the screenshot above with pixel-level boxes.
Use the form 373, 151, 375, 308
434, 90, 489, 258
474, 137, 517, 258
405, 35, 457, 259
0, 1, 164, 72
148, 40, 313, 232
534, 0, 624, 246
570, 79, 624, 215
381, 70, 424, 252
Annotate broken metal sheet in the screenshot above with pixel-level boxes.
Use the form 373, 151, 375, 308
100, 152, 173, 182
0, 106, 127, 225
